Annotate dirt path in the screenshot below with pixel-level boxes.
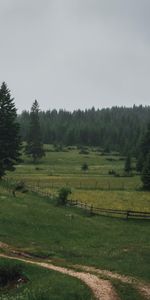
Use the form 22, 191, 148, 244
0, 253, 119, 300
72, 265, 150, 299
0, 242, 150, 299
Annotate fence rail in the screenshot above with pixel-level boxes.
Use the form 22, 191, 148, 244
2, 178, 150, 220
28, 185, 150, 220
68, 199, 150, 219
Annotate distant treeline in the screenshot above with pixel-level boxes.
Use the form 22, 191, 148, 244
18, 105, 150, 155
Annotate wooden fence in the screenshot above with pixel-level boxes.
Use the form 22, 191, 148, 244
2, 179, 150, 220
68, 199, 150, 220
25, 184, 150, 220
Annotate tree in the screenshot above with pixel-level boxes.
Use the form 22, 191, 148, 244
137, 122, 150, 172
25, 100, 45, 163
81, 162, 88, 172
141, 153, 150, 190
124, 154, 132, 174
0, 82, 21, 179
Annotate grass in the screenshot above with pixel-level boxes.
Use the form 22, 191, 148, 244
0, 258, 93, 300
0, 186, 150, 283
112, 280, 144, 300
6, 146, 149, 212
0, 146, 149, 299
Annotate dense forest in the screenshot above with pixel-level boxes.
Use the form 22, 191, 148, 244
18, 105, 150, 155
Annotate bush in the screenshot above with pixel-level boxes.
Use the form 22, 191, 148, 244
108, 169, 116, 175
57, 187, 72, 205
79, 149, 89, 155
81, 163, 88, 172
14, 181, 28, 193
0, 262, 23, 287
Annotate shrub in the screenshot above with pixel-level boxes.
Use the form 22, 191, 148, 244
57, 187, 72, 205
0, 262, 23, 287
81, 163, 88, 172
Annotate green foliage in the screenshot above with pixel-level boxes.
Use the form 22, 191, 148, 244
0, 82, 21, 179
81, 162, 88, 172
25, 100, 45, 163
18, 106, 150, 154
141, 153, 150, 190
137, 122, 150, 172
57, 187, 71, 205
136, 153, 144, 173
0, 261, 23, 287
124, 155, 132, 174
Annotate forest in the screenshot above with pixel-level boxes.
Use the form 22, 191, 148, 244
18, 105, 150, 155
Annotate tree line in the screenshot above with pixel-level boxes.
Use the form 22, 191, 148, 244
18, 105, 150, 155
0, 82, 150, 189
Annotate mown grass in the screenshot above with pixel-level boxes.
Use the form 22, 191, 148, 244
0, 258, 93, 300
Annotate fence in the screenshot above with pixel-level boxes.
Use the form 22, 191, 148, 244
68, 199, 150, 220
22, 184, 150, 220
2, 178, 150, 220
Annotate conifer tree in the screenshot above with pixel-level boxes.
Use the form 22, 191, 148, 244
124, 154, 132, 174
25, 100, 45, 163
141, 153, 150, 190
0, 82, 21, 179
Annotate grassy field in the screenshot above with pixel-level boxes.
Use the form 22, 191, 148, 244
0, 186, 149, 281
0, 146, 149, 299
6, 145, 149, 212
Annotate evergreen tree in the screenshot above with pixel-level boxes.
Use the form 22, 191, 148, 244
81, 162, 88, 172
141, 153, 150, 190
136, 153, 144, 173
0, 82, 21, 179
124, 154, 132, 174
25, 100, 45, 163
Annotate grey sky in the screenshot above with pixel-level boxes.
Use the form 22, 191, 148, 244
0, 0, 150, 112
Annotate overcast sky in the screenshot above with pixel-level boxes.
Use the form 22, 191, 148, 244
0, 0, 150, 112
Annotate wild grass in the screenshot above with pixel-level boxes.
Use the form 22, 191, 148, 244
0, 186, 150, 282
0, 258, 93, 300
1, 146, 149, 299
6, 146, 148, 212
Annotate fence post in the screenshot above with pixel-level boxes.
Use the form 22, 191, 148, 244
126, 211, 129, 220
90, 205, 93, 216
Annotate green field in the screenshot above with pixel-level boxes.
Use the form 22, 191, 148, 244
7, 146, 149, 212
0, 146, 149, 299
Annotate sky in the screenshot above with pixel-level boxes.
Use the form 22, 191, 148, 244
0, 0, 150, 112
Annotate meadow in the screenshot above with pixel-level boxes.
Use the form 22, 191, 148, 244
0, 145, 149, 299
7, 145, 150, 212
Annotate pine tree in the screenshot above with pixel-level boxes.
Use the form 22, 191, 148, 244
0, 82, 21, 179
124, 154, 132, 174
141, 153, 150, 190
25, 100, 45, 163
136, 122, 150, 175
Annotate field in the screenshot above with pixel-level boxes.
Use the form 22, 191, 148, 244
0, 145, 150, 299
7, 145, 150, 212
